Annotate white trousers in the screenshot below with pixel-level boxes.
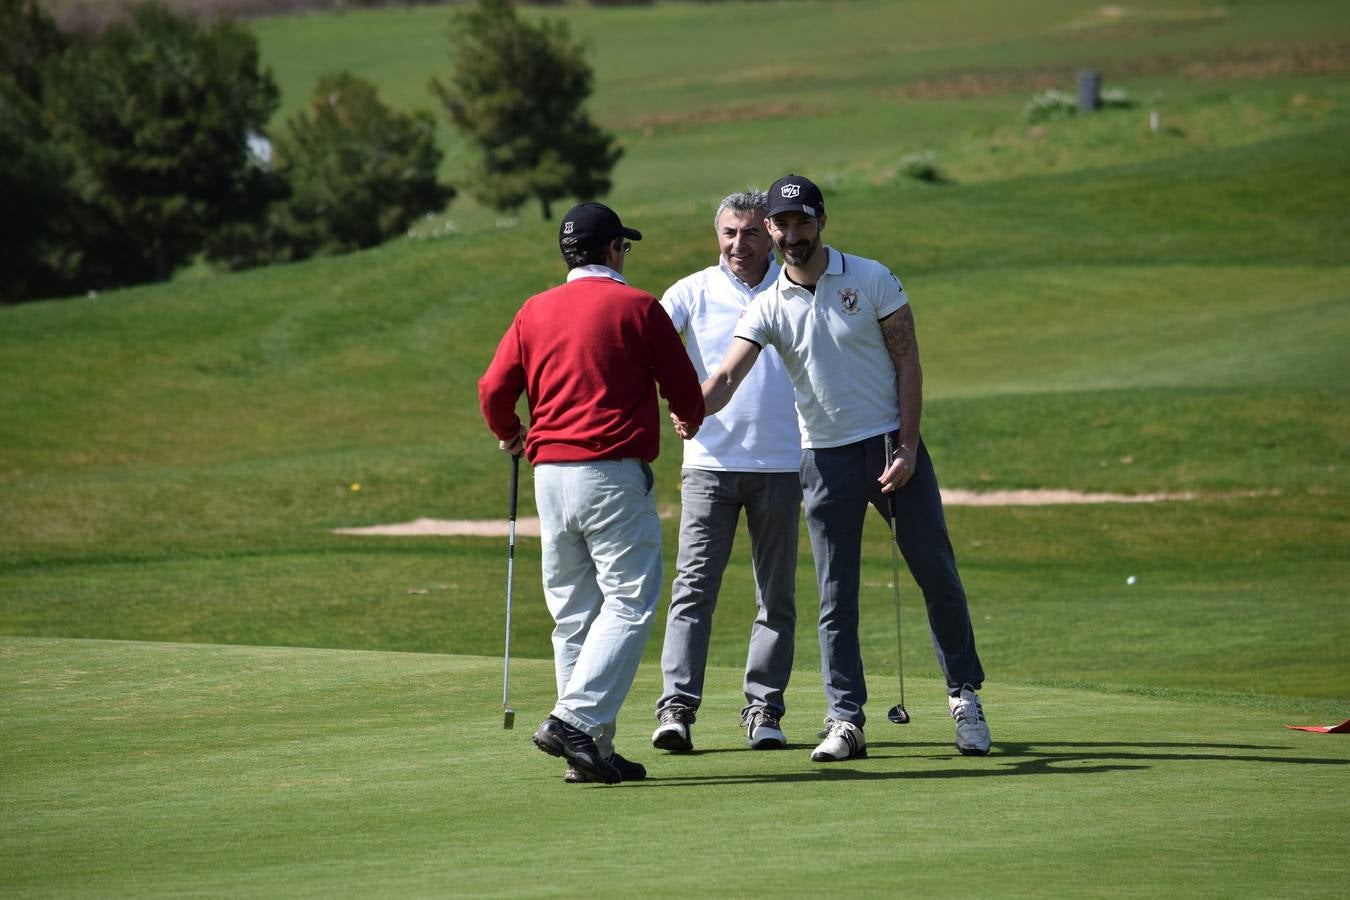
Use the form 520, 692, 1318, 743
534, 458, 662, 755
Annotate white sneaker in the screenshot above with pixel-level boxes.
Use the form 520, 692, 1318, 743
652, 705, 695, 753
810, 720, 866, 762
740, 707, 787, 750
949, 685, 991, 756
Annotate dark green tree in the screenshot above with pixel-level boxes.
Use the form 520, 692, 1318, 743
42, 1, 281, 287
431, 0, 621, 220
280, 72, 452, 255
0, 0, 66, 102
207, 72, 454, 269
0, 0, 81, 302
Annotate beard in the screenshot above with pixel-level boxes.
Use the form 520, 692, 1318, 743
778, 234, 821, 268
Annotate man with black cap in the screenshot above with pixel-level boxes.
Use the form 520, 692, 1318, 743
678, 175, 991, 762
480, 201, 705, 784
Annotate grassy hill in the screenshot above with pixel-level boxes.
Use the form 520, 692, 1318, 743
2, 1, 1348, 895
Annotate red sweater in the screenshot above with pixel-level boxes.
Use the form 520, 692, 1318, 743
478, 276, 705, 464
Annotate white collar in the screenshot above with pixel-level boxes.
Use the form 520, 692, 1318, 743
718, 256, 779, 293
776, 246, 841, 291
567, 265, 626, 285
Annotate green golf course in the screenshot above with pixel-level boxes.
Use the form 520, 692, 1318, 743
3, 0, 1348, 895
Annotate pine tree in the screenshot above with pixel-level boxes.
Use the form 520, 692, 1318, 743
0, 0, 79, 302
43, 2, 281, 287
207, 72, 455, 269
430, 0, 621, 221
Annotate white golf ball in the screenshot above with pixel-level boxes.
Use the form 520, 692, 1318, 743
1126, 575, 1137, 586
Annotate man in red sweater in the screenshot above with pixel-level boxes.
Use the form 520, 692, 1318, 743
479, 202, 705, 784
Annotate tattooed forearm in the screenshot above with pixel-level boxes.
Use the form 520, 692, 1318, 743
882, 305, 918, 360
883, 304, 923, 446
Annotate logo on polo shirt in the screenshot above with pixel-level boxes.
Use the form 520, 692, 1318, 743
781, 184, 801, 199
563, 221, 575, 234
839, 288, 860, 314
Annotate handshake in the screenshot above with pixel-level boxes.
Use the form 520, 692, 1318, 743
670, 412, 700, 440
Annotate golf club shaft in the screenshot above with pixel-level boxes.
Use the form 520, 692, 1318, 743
884, 433, 906, 708
503, 453, 519, 711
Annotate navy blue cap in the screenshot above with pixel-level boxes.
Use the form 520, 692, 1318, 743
559, 202, 642, 251
765, 174, 825, 219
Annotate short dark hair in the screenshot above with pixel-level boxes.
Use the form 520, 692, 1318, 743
561, 236, 615, 270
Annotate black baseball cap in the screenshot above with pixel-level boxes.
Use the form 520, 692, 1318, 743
765, 174, 825, 219
558, 202, 643, 251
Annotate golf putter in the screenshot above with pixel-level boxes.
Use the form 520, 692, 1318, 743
883, 433, 911, 725
502, 452, 520, 730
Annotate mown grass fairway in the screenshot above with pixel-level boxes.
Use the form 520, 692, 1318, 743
4, 0, 1349, 895
4, 638, 1347, 897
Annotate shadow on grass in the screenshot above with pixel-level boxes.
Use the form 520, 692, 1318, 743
633, 740, 1349, 787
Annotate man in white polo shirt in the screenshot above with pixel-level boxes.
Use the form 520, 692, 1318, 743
652, 190, 803, 753
682, 174, 991, 762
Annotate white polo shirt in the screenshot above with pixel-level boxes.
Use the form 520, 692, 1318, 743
735, 246, 907, 449
661, 257, 801, 472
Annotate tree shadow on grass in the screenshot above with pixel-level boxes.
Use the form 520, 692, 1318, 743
632, 739, 1349, 787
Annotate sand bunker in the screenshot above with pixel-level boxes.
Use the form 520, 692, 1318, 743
334, 517, 544, 537
333, 488, 1270, 537
940, 488, 1202, 506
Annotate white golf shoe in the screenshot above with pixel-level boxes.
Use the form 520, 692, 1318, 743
810, 719, 866, 762
949, 685, 992, 756
652, 705, 695, 753
740, 707, 787, 750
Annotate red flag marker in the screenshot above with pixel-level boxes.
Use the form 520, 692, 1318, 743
1284, 718, 1350, 734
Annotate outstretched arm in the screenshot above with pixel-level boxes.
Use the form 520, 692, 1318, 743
673, 337, 761, 438
704, 337, 762, 415
879, 305, 924, 492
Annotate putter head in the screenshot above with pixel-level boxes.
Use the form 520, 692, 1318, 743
887, 704, 910, 725
503, 707, 515, 730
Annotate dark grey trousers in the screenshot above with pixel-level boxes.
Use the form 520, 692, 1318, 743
800, 435, 984, 728
656, 468, 802, 718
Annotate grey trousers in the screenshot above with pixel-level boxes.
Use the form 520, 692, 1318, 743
800, 435, 984, 728
536, 459, 662, 756
656, 468, 802, 718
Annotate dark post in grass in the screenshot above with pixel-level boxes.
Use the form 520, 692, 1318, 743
1078, 69, 1102, 113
